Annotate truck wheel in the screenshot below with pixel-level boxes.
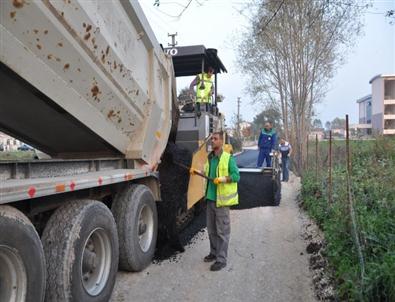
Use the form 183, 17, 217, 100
0, 206, 46, 302
41, 200, 119, 302
112, 184, 158, 272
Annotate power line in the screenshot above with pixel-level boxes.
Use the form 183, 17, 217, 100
142, 2, 178, 33
257, 0, 285, 34
154, 0, 194, 19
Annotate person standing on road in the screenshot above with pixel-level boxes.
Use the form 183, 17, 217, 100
190, 131, 240, 271
279, 138, 292, 182
189, 66, 215, 117
257, 122, 277, 167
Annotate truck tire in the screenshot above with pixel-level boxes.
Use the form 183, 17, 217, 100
0, 205, 46, 302
41, 200, 119, 302
112, 184, 158, 272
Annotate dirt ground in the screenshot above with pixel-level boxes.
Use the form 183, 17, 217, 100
111, 174, 317, 302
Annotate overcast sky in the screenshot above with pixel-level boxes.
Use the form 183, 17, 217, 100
140, 0, 395, 125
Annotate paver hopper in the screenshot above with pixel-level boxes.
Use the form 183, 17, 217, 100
234, 154, 282, 209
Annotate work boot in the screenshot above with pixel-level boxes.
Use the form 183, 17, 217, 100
210, 261, 226, 271
203, 254, 216, 263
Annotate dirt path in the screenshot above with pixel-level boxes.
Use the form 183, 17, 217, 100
111, 175, 316, 302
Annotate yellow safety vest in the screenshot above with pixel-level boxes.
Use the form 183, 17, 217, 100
204, 151, 239, 207
196, 73, 213, 103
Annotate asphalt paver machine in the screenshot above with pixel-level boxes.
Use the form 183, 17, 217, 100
165, 45, 281, 211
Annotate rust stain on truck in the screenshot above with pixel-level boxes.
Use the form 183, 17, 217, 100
12, 0, 24, 9
107, 110, 116, 119
91, 85, 100, 98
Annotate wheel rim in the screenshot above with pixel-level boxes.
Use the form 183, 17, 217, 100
81, 228, 112, 296
0, 245, 27, 302
138, 205, 154, 252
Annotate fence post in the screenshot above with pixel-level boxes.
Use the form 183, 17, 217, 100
345, 114, 365, 297
306, 135, 309, 171
346, 115, 351, 173
328, 130, 332, 204
315, 134, 318, 181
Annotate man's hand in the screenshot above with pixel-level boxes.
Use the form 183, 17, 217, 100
189, 168, 202, 176
213, 176, 228, 185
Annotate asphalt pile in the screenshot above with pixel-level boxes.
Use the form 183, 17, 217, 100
154, 208, 207, 263
301, 216, 336, 301
156, 142, 194, 259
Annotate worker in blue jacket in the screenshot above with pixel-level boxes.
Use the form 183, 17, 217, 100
257, 122, 277, 167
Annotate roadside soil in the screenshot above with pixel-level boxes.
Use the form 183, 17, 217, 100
111, 174, 317, 302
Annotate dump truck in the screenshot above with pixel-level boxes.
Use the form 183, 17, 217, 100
0, 1, 281, 301
0, 1, 229, 301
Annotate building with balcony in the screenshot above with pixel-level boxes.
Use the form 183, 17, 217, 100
370, 74, 395, 135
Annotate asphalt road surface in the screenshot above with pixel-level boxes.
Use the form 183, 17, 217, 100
235, 148, 259, 168
111, 169, 316, 302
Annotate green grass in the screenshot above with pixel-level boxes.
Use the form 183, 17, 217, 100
301, 137, 395, 301
0, 151, 36, 161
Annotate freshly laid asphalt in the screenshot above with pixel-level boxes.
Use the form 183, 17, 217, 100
235, 148, 259, 168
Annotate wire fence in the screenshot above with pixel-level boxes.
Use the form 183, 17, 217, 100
302, 115, 395, 301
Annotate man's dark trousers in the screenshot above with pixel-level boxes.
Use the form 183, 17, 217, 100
206, 201, 230, 264
257, 147, 272, 167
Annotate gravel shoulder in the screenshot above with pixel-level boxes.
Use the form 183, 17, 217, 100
111, 175, 317, 302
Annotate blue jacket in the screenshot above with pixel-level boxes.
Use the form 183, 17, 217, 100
258, 129, 276, 150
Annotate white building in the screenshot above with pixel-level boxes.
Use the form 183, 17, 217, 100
370, 74, 395, 135
309, 128, 325, 141
357, 94, 372, 124
0, 132, 22, 151
355, 94, 373, 135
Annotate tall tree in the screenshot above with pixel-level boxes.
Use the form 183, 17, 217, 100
252, 104, 282, 136
325, 121, 331, 131
312, 119, 323, 129
331, 117, 346, 129
238, 0, 365, 173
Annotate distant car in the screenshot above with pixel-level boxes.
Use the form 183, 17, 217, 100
18, 144, 34, 151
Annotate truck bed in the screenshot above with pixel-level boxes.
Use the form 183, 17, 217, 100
0, 0, 174, 166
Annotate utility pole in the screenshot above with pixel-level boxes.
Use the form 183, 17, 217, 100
236, 97, 241, 138
168, 33, 178, 47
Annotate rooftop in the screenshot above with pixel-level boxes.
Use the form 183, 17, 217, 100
356, 94, 372, 103
369, 74, 395, 84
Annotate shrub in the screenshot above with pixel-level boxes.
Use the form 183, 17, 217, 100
302, 137, 395, 301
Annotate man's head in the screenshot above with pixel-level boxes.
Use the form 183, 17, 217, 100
264, 122, 272, 131
211, 131, 224, 151
280, 138, 286, 145
207, 66, 214, 77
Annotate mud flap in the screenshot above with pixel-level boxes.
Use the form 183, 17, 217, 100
232, 168, 281, 210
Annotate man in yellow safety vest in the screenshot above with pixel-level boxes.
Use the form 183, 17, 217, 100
190, 131, 240, 271
189, 66, 215, 117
